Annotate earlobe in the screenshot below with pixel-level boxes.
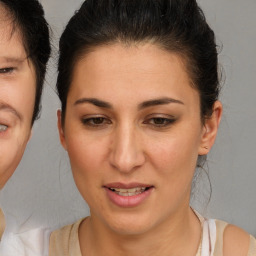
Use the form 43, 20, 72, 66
198, 101, 222, 155
57, 109, 67, 150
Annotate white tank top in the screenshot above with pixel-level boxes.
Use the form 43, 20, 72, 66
199, 218, 217, 256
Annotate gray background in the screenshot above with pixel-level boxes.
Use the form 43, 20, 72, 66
1, 0, 256, 236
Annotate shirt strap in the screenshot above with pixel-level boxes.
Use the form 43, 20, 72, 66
213, 219, 228, 256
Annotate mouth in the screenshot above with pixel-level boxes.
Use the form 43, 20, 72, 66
103, 183, 154, 207
107, 187, 151, 196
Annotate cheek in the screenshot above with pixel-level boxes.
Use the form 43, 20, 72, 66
17, 92, 35, 122
65, 134, 108, 209
66, 133, 104, 172
64, 130, 108, 194
146, 127, 201, 194
149, 136, 199, 172
0, 137, 28, 187
146, 137, 199, 213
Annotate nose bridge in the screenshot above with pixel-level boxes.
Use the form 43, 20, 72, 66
110, 121, 144, 172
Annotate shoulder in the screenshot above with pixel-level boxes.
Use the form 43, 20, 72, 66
49, 218, 84, 256
50, 220, 77, 244
214, 219, 256, 256
223, 224, 255, 256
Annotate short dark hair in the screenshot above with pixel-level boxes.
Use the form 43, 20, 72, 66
0, 0, 51, 123
57, 0, 220, 124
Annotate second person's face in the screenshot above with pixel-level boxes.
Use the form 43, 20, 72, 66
59, 43, 211, 235
0, 8, 36, 188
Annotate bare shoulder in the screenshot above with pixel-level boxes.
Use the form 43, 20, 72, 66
223, 224, 250, 256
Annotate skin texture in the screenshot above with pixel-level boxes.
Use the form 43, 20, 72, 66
58, 43, 224, 255
0, 7, 35, 189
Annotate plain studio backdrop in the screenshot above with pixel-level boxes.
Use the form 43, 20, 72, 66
1, 0, 256, 236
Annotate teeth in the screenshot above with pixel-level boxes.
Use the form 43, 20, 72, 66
110, 187, 147, 196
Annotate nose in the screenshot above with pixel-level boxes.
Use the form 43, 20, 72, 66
109, 124, 145, 173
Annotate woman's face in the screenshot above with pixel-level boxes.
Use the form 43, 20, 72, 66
59, 43, 220, 235
0, 9, 36, 188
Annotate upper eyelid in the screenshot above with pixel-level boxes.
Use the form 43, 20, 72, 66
0, 67, 14, 69
143, 114, 177, 124
81, 114, 110, 119
144, 117, 176, 123
144, 113, 175, 119
81, 116, 112, 123
0, 119, 12, 127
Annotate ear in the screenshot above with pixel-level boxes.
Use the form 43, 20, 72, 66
57, 109, 67, 150
198, 101, 222, 155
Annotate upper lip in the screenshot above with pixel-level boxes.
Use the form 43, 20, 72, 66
103, 182, 153, 189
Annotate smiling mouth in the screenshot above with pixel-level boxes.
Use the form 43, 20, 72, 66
107, 187, 151, 196
104, 184, 154, 207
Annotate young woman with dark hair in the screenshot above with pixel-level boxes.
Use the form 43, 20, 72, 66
50, 0, 256, 255
0, 0, 50, 254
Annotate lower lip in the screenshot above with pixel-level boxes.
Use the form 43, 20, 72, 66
104, 187, 153, 208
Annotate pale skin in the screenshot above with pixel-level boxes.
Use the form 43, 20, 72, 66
58, 43, 250, 256
0, 6, 35, 189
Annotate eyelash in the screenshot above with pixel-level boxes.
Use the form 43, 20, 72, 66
81, 117, 112, 127
81, 116, 176, 128
0, 67, 15, 74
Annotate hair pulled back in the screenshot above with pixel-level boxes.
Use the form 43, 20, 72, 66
57, 0, 219, 122
0, 0, 51, 123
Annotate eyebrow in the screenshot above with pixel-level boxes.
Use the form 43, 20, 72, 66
0, 56, 26, 65
74, 98, 112, 109
0, 102, 22, 120
138, 97, 184, 109
74, 97, 184, 110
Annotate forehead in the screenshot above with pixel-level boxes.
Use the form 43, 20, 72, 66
0, 3, 13, 32
73, 43, 191, 88
0, 4, 25, 56
69, 43, 199, 106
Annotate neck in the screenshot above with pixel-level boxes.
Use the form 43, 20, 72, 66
79, 207, 201, 256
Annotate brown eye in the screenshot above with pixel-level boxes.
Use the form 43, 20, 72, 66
91, 117, 104, 125
152, 118, 167, 125
144, 117, 175, 127
81, 117, 112, 127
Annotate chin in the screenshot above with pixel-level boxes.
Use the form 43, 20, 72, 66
100, 211, 158, 236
